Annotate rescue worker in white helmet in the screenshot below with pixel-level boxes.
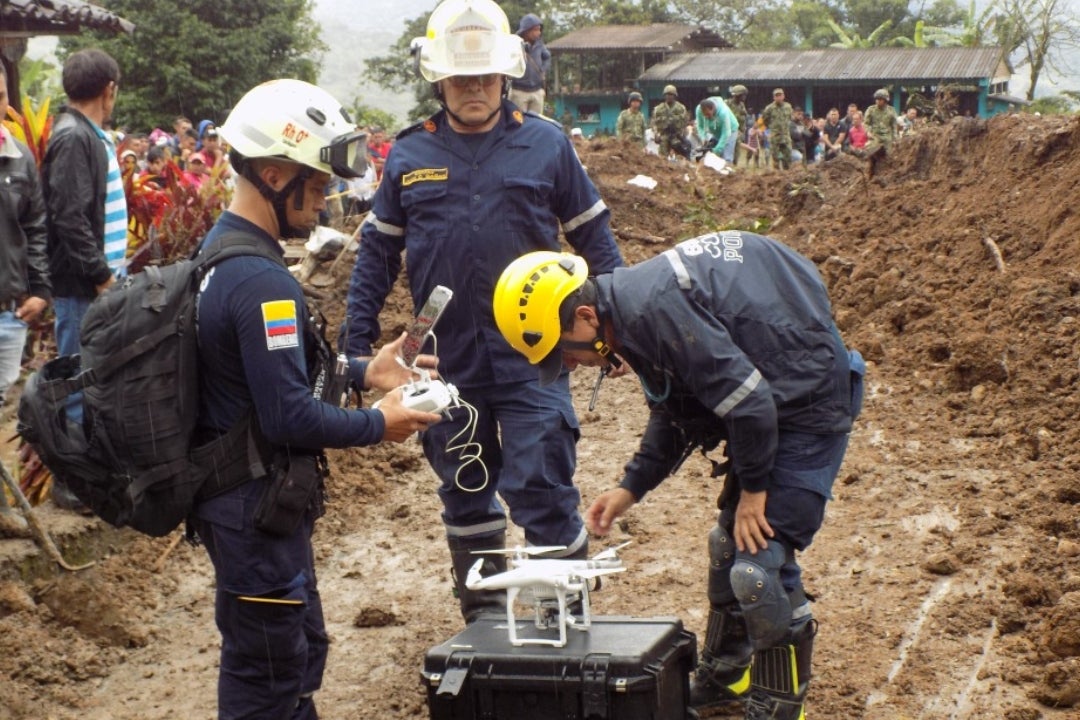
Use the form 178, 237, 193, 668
192, 79, 440, 719
342, 0, 623, 624
493, 235, 865, 720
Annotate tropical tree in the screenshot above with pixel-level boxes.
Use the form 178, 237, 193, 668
995, 0, 1080, 100
843, 0, 909, 40
1027, 92, 1078, 112
58, 0, 325, 132
670, 0, 786, 46
827, 18, 895, 47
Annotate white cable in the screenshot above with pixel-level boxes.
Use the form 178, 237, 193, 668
445, 398, 489, 493
416, 333, 489, 493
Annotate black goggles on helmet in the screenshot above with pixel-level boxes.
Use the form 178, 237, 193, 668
320, 130, 368, 179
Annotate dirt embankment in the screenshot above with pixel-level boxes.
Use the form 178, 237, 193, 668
2, 113, 1080, 719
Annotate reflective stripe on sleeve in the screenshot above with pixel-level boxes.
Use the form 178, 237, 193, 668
363, 212, 405, 237
714, 369, 762, 417
562, 199, 606, 233
662, 248, 692, 289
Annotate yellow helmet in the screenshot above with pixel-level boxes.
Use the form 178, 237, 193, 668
414, 0, 526, 83
494, 251, 588, 382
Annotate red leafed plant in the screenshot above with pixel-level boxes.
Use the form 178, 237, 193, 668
124, 159, 231, 274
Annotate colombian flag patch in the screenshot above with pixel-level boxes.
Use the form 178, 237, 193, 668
262, 300, 299, 350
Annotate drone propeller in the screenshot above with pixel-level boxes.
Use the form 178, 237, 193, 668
591, 541, 633, 561
472, 545, 567, 557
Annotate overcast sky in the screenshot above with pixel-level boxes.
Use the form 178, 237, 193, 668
24, 0, 1080, 120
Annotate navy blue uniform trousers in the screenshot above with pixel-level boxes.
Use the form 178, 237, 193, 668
193, 479, 327, 720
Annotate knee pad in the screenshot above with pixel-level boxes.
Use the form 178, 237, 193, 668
707, 522, 737, 606
731, 540, 791, 650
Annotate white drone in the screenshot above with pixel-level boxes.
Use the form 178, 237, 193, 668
465, 542, 631, 647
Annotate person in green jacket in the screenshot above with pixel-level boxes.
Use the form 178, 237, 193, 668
652, 84, 689, 159
616, 91, 647, 146
726, 85, 749, 165
864, 88, 898, 154
760, 88, 794, 170
696, 97, 739, 162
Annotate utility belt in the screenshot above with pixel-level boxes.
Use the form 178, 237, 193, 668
193, 411, 328, 537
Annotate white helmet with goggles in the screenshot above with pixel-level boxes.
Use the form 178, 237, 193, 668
221, 78, 367, 179
414, 0, 526, 83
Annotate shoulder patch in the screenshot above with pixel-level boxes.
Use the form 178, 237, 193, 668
396, 119, 430, 140
523, 109, 562, 128
262, 299, 299, 350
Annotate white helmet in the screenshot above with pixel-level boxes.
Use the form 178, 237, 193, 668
220, 78, 367, 179
414, 0, 525, 83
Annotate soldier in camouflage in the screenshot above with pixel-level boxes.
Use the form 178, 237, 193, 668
616, 91, 647, 146
864, 88, 898, 155
726, 85, 749, 165
761, 88, 794, 170
652, 85, 689, 158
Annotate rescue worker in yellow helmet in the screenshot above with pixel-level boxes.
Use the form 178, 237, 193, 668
494, 236, 865, 720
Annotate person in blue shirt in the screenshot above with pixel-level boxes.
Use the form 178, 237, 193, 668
494, 235, 865, 720
509, 12, 551, 114
193, 79, 440, 720
343, 0, 624, 624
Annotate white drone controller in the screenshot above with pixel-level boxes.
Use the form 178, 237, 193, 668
374, 285, 460, 417
401, 373, 460, 415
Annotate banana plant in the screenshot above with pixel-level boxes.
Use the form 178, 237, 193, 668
3, 96, 52, 166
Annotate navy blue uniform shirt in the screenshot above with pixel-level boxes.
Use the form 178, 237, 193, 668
196, 212, 384, 449
597, 231, 854, 498
344, 100, 622, 388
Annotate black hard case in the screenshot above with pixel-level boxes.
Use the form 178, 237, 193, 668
422, 615, 697, 720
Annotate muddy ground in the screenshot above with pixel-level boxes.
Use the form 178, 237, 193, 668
2, 113, 1080, 720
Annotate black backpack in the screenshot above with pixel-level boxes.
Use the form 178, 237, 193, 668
17, 233, 283, 536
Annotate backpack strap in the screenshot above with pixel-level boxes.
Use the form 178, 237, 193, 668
195, 230, 288, 275
189, 231, 291, 499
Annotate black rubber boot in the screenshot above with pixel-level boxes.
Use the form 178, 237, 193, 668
448, 532, 508, 623
745, 619, 817, 720
689, 606, 752, 711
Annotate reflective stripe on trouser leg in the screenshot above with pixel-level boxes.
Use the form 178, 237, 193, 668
427, 379, 584, 550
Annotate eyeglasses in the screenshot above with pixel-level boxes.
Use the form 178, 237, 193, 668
447, 74, 500, 88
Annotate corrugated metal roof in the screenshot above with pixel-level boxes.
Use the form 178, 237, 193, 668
1, 0, 135, 34
640, 47, 1006, 84
548, 24, 723, 52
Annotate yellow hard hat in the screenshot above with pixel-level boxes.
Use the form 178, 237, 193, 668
493, 251, 589, 382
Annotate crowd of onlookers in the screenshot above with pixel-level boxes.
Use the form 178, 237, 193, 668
610, 84, 924, 170
107, 116, 396, 224
725, 103, 922, 168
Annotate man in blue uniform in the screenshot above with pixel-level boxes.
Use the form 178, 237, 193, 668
343, 0, 623, 623
494, 233, 865, 720
193, 79, 440, 720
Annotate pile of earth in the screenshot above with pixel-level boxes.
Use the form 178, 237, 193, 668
1, 112, 1079, 719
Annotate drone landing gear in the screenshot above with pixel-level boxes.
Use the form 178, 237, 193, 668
506, 581, 592, 647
